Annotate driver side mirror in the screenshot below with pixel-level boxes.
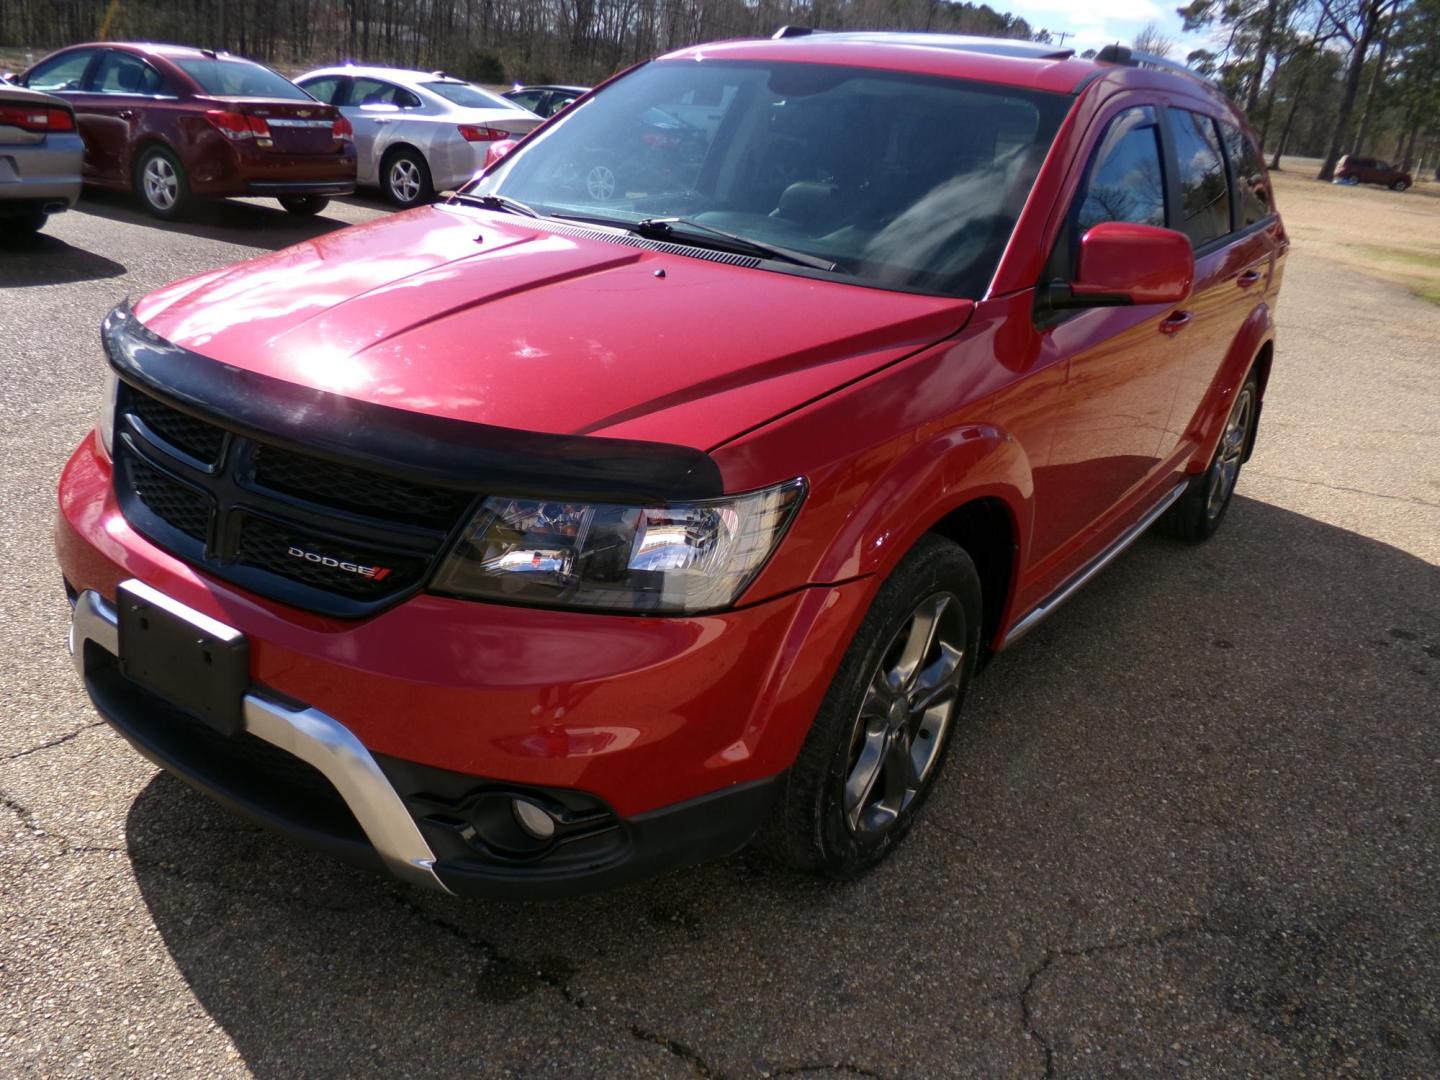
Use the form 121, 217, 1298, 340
1047, 222, 1194, 309
0, 72, 18, 85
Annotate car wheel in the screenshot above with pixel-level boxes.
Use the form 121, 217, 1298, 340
1158, 370, 1260, 542
756, 535, 982, 879
134, 146, 189, 219
584, 159, 619, 201
382, 149, 433, 208
1390, 179, 1410, 192
6, 209, 47, 234
278, 195, 330, 216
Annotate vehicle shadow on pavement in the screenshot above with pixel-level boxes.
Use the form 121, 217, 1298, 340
0, 229, 127, 287
123, 495, 1440, 1078
70, 189, 352, 250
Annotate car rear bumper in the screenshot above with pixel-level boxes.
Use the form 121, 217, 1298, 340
0, 133, 84, 210
189, 142, 357, 198
56, 434, 869, 894
244, 179, 356, 196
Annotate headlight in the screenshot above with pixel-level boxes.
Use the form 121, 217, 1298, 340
97, 367, 119, 457
432, 478, 805, 613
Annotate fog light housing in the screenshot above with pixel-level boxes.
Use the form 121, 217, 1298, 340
512, 797, 557, 840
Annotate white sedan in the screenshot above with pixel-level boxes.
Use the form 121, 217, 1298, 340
294, 66, 542, 207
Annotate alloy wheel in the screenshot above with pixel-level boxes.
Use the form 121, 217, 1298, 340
1206, 385, 1254, 519
842, 592, 966, 837
143, 156, 178, 211
389, 158, 422, 204
585, 163, 617, 200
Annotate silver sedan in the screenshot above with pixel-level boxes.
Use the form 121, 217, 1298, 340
294, 66, 541, 207
0, 81, 83, 234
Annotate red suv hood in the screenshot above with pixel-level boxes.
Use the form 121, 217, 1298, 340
134, 205, 972, 449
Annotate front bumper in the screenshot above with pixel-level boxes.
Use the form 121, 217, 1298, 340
57, 434, 870, 894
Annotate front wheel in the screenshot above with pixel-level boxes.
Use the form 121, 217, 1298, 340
756, 535, 982, 879
278, 195, 330, 216
381, 148, 433, 208
134, 146, 189, 219
1158, 370, 1260, 542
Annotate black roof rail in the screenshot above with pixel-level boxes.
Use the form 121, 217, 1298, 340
1095, 43, 1213, 85
772, 25, 824, 39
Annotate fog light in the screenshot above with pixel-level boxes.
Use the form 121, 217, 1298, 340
512, 798, 557, 840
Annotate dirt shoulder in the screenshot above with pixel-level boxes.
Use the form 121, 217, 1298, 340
1270, 155, 1440, 305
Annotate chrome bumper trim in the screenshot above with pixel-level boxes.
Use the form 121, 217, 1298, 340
69, 584, 450, 893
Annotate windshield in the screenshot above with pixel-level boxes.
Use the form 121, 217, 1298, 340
425, 81, 517, 110
175, 57, 312, 100
475, 60, 1068, 296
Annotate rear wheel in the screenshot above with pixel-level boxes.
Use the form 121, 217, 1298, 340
278, 195, 330, 216
1390, 178, 1410, 192
756, 535, 982, 879
1158, 370, 1260, 542
134, 146, 189, 219
5, 209, 47, 234
381, 148, 432, 208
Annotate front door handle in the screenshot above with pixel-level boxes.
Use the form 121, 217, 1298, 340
1159, 311, 1193, 335
118, 109, 139, 120
1236, 269, 1263, 288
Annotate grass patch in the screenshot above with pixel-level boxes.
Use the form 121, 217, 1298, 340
1346, 245, 1440, 307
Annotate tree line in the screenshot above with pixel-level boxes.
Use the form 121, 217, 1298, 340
1, 0, 1434, 177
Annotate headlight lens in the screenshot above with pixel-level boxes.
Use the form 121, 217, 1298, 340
97, 368, 119, 457
432, 478, 805, 613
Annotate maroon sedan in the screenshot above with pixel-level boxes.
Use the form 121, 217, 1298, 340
19, 43, 356, 217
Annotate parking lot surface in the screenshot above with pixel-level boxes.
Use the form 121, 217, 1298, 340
2, 182, 1437, 1079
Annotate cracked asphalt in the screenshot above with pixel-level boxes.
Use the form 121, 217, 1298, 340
2, 182, 1438, 1079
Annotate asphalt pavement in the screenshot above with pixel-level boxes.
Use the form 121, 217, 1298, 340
1, 189, 1437, 1079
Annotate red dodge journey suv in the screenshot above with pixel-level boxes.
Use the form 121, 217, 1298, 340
57, 33, 1286, 897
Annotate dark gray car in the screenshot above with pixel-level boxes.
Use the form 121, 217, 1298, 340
0, 81, 84, 233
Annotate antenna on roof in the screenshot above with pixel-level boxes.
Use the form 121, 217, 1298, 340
772, 26, 823, 39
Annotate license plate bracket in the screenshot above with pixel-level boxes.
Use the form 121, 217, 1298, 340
116, 580, 249, 737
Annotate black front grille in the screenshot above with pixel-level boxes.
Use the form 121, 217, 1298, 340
252, 444, 471, 529
130, 393, 226, 465
128, 456, 211, 542
235, 517, 429, 599
113, 385, 475, 617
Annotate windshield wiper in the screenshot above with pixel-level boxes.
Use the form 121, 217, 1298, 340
452, 192, 541, 218
633, 217, 841, 273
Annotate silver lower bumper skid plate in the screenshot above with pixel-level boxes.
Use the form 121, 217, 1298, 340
68, 581, 450, 893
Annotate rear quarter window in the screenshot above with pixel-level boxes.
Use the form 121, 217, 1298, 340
1219, 122, 1272, 228
1171, 109, 1230, 248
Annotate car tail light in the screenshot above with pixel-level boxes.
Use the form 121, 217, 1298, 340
0, 104, 74, 133
204, 110, 270, 140
332, 114, 353, 141
457, 124, 507, 142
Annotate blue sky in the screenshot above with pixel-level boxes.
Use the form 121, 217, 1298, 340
1003, 0, 1201, 57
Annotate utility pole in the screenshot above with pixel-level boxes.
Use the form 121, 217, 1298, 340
1054, 31, 1074, 47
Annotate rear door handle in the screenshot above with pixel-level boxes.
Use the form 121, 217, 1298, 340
1236, 269, 1263, 288
1159, 311, 1193, 335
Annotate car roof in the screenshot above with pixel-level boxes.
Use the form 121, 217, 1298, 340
509, 84, 589, 94
298, 65, 484, 87
658, 31, 1224, 99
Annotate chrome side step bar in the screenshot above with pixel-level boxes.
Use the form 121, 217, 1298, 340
1001, 479, 1189, 648
68, 586, 450, 893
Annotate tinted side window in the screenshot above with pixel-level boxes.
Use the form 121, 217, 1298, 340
26, 50, 95, 92
1172, 110, 1230, 247
1077, 106, 1166, 234
352, 78, 421, 109
299, 76, 343, 103
508, 90, 544, 112
1220, 122, 1271, 228
91, 52, 169, 95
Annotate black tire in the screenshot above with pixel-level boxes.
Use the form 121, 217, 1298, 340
380, 148, 433, 208
1157, 369, 1261, 542
278, 195, 330, 216
1390, 179, 1410, 192
133, 146, 189, 220
5, 210, 47, 235
756, 535, 982, 879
